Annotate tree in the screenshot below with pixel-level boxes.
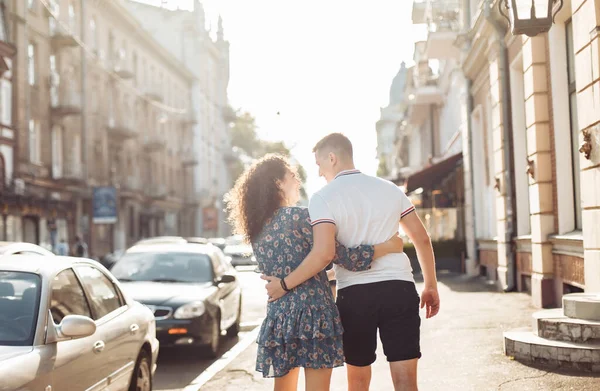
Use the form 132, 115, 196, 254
377, 158, 389, 178
228, 110, 308, 198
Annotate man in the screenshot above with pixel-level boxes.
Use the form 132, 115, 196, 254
264, 133, 439, 391
55, 238, 69, 256
74, 235, 88, 258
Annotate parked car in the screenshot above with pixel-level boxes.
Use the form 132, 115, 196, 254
207, 238, 226, 251
223, 236, 256, 267
0, 255, 158, 391
111, 242, 242, 358
0, 242, 55, 259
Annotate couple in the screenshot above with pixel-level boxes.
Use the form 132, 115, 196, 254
226, 133, 439, 391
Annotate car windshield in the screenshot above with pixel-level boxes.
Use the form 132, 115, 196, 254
111, 252, 213, 283
0, 271, 41, 346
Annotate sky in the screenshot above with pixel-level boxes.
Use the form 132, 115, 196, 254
138, 0, 425, 195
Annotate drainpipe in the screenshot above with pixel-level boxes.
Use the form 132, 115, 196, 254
484, 0, 517, 292
463, 0, 477, 275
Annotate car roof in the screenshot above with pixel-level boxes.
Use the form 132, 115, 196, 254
0, 255, 104, 277
124, 242, 216, 255
0, 242, 55, 256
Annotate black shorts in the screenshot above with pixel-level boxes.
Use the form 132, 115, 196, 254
336, 280, 421, 366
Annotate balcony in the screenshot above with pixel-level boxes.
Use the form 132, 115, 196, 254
107, 113, 138, 141
49, 18, 78, 49
112, 50, 134, 79
143, 84, 163, 102
149, 184, 168, 200
184, 111, 198, 125
51, 86, 82, 117
120, 176, 141, 196
143, 133, 166, 152
181, 148, 199, 166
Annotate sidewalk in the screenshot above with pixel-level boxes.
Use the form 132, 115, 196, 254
199, 274, 600, 390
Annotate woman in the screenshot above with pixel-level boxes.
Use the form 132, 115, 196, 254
225, 154, 403, 391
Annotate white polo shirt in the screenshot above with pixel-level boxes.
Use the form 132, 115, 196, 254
308, 169, 416, 290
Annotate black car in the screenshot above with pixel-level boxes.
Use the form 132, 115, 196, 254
111, 242, 242, 358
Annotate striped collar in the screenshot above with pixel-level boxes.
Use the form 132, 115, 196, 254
334, 169, 361, 180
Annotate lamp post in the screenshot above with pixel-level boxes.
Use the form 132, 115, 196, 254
499, 0, 564, 37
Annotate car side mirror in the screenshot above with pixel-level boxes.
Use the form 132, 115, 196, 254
46, 310, 96, 343
217, 274, 236, 284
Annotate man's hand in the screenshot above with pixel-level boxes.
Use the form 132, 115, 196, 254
386, 233, 404, 253
261, 275, 287, 302
420, 286, 440, 319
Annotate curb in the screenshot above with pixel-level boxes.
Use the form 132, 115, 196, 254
182, 325, 261, 391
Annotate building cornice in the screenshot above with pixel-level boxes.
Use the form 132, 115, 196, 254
105, 0, 196, 81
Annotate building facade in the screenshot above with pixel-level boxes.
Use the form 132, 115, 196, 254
4, 0, 197, 256
125, 0, 234, 238
461, 0, 600, 306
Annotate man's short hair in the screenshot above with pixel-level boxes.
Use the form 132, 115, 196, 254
312, 133, 353, 160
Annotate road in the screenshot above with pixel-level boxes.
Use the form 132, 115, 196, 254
154, 268, 266, 391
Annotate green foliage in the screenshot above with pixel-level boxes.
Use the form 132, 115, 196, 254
377, 159, 389, 178
229, 110, 307, 197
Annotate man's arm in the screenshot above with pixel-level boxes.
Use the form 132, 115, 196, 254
263, 223, 336, 300
400, 212, 440, 318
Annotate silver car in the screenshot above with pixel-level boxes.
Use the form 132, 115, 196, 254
0, 256, 159, 391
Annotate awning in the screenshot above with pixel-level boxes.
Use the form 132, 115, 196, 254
404, 152, 463, 194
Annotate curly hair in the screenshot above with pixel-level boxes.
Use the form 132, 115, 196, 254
225, 154, 293, 243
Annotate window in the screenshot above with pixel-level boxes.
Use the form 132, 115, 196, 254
50, 269, 92, 324
51, 125, 63, 178
75, 266, 123, 320
0, 79, 12, 126
29, 120, 40, 164
110, 252, 214, 283
90, 18, 97, 52
68, 2, 76, 32
565, 19, 582, 229
0, 272, 41, 345
27, 0, 35, 10
129, 206, 135, 238
27, 44, 36, 86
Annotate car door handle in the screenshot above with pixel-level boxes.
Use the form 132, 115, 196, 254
130, 324, 140, 335
93, 340, 105, 354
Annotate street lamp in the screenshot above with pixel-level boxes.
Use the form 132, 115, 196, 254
499, 0, 564, 37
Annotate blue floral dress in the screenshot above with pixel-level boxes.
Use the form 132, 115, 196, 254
253, 207, 376, 378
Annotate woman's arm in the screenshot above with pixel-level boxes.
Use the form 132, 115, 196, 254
332, 234, 404, 271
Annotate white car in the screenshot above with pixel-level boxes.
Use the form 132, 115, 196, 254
0, 242, 55, 258
0, 255, 159, 391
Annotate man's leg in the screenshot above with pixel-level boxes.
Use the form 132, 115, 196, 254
378, 281, 422, 391
336, 284, 378, 391
389, 359, 418, 391
346, 364, 371, 391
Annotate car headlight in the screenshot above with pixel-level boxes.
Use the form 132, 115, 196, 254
173, 301, 206, 319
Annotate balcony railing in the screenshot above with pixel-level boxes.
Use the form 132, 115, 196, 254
143, 133, 166, 152
51, 86, 82, 116
49, 18, 78, 49
112, 49, 134, 79
149, 184, 168, 199
107, 112, 138, 141
143, 84, 163, 102
181, 148, 199, 166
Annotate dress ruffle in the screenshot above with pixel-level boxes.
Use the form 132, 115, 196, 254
256, 335, 345, 378
257, 305, 344, 347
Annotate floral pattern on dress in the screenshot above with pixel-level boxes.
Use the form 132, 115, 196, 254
253, 207, 376, 378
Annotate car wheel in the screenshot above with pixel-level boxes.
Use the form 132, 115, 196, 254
129, 351, 152, 391
226, 299, 242, 337
206, 314, 221, 358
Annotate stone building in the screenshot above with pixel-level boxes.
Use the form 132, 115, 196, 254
4, 0, 197, 256
461, 0, 600, 307
124, 0, 234, 239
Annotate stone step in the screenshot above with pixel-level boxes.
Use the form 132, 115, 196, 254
563, 293, 600, 321
533, 309, 600, 343
504, 329, 600, 372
